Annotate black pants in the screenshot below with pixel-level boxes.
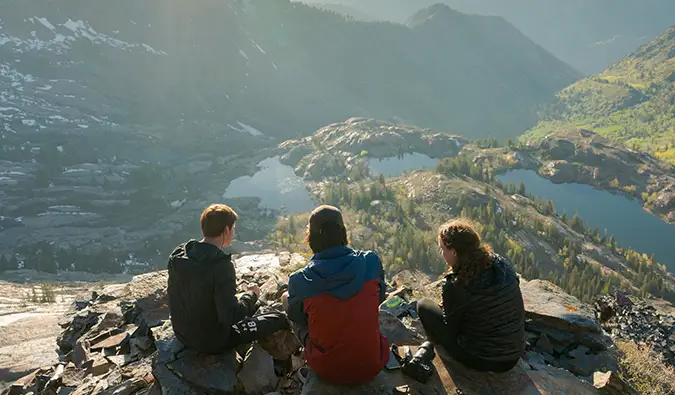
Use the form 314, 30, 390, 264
226, 312, 290, 349
416, 298, 518, 373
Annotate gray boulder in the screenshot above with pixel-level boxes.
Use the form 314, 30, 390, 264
237, 344, 278, 394
521, 280, 601, 333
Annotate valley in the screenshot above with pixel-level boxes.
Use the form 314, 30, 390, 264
0, 0, 580, 272
0, 2, 675, 393
272, 120, 675, 305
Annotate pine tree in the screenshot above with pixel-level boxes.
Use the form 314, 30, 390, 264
0, 255, 8, 273
288, 216, 296, 235
517, 180, 526, 195
569, 212, 584, 233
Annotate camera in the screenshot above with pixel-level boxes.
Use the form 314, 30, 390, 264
400, 341, 436, 383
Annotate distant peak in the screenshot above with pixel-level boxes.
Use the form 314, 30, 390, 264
406, 3, 464, 28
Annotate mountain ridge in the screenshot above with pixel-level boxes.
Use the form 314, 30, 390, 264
523, 26, 675, 164
299, 0, 675, 74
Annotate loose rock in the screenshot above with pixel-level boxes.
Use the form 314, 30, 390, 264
237, 344, 278, 394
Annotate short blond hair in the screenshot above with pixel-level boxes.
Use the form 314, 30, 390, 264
200, 204, 238, 238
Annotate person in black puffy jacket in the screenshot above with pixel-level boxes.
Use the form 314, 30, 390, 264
167, 204, 289, 354
416, 218, 525, 372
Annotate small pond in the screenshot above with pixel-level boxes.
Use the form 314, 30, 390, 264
368, 153, 438, 178
499, 169, 675, 270
223, 157, 315, 214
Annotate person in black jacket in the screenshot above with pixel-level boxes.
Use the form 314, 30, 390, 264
167, 203, 289, 354
416, 218, 525, 372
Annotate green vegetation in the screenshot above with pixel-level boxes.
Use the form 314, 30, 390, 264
523, 27, 675, 163
616, 340, 675, 395
24, 283, 57, 304
274, 155, 674, 303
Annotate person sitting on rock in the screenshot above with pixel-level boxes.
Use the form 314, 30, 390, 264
416, 218, 525, 372
167, 203, 289, 354
286, 205, 389, 385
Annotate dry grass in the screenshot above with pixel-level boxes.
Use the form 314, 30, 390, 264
616, 340, 675, 395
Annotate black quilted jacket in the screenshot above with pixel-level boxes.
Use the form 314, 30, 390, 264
442, 255, 525, 362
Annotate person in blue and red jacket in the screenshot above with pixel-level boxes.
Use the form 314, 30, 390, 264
286, 205, 389, 385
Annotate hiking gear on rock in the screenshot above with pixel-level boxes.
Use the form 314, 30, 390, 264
401, 341, 436, 383
286, 246, 389, 385
168, 240, 259, 354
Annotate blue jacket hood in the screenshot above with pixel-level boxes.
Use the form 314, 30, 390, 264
289, 246, 383, 300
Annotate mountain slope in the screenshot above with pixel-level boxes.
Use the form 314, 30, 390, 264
523, 27, 675, 164
310, 3, 376, 21
299, 0, 675, 74
0, 0, 579, 142
0, 0, 579, 261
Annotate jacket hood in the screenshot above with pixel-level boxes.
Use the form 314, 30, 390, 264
466, 254, 518, 295
296, 246, 377, 300
170, 240, 229, 265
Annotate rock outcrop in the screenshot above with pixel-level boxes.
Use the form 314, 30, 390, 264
520, 280, 619, 379
277, 118, 468, 181
3, 253, 645, 395
595, 291, 675, 367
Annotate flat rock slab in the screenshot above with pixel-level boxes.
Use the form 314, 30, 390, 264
521, 280, 601, 333
303, 347, 542, 395
301, 370, 395, 395
152, 359, 201, 395
167, 350, 238, 394
379, 311, 423, 346
237, 344, 278, 394
526, 363, 598, 394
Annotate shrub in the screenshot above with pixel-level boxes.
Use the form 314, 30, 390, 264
616, 340, 675, 395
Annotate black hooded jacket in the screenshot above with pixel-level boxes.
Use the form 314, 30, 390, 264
442, 254, 525, 363
167, 240, 257, 354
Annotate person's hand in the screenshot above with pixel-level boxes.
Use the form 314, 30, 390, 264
246, 283, 261, 298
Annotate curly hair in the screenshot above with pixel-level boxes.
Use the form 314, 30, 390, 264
438, 218, 493, 283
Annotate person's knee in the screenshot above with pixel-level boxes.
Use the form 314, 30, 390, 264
416, 297, 438, 318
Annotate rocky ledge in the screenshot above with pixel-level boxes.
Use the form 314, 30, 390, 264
528, 129, 675, 225
276, 118, 467, 181
1, 253, 647, 395
595, 291, 675, 366
467, 128, 675, 224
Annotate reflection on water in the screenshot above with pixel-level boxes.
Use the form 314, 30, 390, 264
499, 169, 675, 270
368, 153, 438, 177
223, 157, 315, 214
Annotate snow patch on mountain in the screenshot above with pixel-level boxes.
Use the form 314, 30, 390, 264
35, 17, 56, 31
251, 39, 266, 54
237, 122, 263, 136
0, 17, 167, 56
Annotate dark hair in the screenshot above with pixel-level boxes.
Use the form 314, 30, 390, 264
200, 204, 238, 238
305, 222, 349, 254
438, 218, 493, 283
